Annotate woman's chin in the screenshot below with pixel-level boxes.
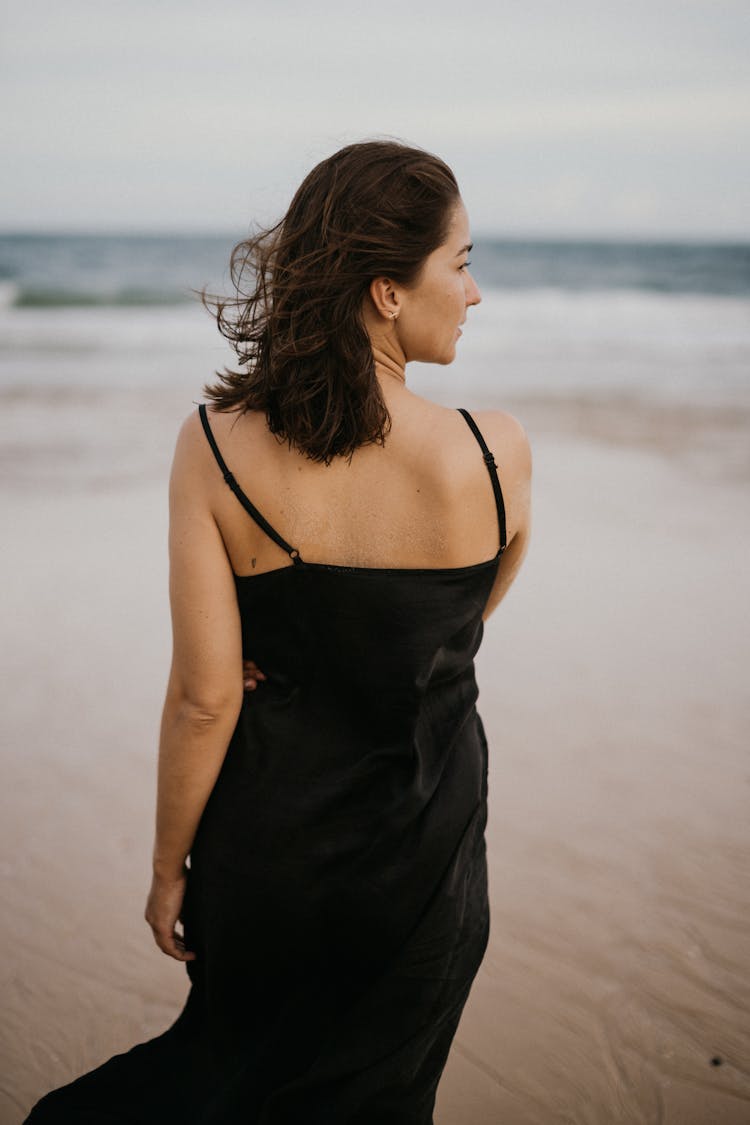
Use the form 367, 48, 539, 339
407, 353, 454, 367
431, 340, 458, 366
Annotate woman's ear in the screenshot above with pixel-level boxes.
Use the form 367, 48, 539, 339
368, 277, 401, 322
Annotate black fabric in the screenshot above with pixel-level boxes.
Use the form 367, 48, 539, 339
456, 408, 507, 552
25, 409, 507, 1125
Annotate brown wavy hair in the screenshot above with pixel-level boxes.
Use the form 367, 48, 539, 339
202, 140, 459, 464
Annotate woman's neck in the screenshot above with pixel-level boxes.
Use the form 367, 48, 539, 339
371, 341, 406, 388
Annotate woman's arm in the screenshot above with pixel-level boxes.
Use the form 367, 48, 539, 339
145, 411, 244, 961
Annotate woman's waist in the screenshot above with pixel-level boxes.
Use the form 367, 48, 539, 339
198, 706, 487, 861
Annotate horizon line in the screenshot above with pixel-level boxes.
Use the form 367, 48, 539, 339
1, 227, 749, 247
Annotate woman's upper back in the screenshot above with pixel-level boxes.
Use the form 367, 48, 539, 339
183, 391, 521, 741
189, 389, 528, 585
165, 387, 530, 725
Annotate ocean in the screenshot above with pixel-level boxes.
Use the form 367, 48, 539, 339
1, 233, 749, 406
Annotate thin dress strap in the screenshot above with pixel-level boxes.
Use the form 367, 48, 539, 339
198, 405, 303, 565
456, 408, 507, 553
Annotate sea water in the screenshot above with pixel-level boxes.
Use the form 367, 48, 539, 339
1, 233, 748, 405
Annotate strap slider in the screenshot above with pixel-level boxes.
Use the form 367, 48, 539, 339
483, 451, 497, 468
224, 471, 236, 485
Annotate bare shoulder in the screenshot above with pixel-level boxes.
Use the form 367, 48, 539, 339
172, 406, 204, 461
169, 407, 216, 494
471, 409, 531, 476
175, 406, 205, 446
405, 399, 530, 487
467, 409, 532, 546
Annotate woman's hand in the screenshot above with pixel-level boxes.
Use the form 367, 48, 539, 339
243, 659, 267, 691
144, 867, 196, 962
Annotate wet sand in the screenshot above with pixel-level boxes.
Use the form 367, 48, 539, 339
1, 389, 748, 1124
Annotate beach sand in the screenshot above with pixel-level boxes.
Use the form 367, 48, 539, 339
1, 389, 748, 1124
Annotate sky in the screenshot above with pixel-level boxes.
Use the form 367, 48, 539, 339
1, 0, 749, 238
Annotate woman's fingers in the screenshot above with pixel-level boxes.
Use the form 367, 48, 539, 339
243, 659, 267, 691
145, 871, 196, 962
150, 923, 196, 962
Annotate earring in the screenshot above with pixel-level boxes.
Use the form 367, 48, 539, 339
390, 311, 398, 320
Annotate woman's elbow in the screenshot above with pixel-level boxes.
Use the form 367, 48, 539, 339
171, 686, 244, 730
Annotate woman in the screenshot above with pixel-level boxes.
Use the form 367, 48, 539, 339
26, 140, 531, 1123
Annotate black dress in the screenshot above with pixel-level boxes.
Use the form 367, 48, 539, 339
25, 407, 507, 1125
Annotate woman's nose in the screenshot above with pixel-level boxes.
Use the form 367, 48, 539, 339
465, 272, 482, 307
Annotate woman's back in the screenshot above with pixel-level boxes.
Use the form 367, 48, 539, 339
171, 392, 511, 1121
192, 389, 526, 586
193, 389, 513, 723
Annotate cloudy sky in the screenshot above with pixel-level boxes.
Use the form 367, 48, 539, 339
2, 0, 748, 238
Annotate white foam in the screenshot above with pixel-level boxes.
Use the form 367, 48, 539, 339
0, 287, 748, 405
0, 281, 19, 310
